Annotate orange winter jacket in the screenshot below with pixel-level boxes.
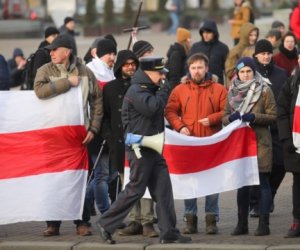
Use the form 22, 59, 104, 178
165, 79, 227, 137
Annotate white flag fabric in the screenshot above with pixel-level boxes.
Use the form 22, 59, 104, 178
0, 88, 88, 225
124, 120, 259, 199
293, 90, 300, 153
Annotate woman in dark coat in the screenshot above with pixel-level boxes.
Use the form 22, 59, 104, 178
273, 32, 298, 76
166, 27, 191, 89
277, 49, 300, 238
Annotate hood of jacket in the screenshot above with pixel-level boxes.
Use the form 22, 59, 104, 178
237, 22, 259, 47
113, 50, 139, 79
199, 19, 219, 42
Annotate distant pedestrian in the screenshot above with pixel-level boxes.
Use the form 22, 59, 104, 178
228, 0, 254, 45
166, 27, 192, 89
273, 32, 298, 76
59, 16, 77, 56
190, 19, 229, 84
165, 0, 183, 35
7, 48, 26, 89
225, 22, 259, 88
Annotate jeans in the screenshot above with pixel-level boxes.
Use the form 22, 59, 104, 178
184, 193, 219, 217
85, 153, 117, 214
168, 11, 179, 34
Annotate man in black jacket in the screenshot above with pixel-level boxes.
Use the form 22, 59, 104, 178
96, 57, 192, 244
33, 27, 59, 76
190, 19, 229, 84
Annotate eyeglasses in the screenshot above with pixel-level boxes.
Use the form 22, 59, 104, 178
123, 62, 137, 67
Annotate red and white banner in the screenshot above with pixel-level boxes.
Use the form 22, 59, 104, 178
125, 120, 259, 199
0, 88, 88, 225
293, 90, 300, 153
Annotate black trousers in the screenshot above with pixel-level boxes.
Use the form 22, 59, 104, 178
293, 172, 300, 220
98, 148, 178, 239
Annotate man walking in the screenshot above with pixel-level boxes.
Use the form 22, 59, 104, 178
96, 56, 192, 244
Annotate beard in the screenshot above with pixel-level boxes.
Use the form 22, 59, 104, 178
191, 75, 205, 85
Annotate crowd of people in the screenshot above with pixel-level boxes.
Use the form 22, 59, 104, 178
1, 0, 300, 244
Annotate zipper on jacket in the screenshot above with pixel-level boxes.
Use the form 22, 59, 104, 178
184, 96, 190, 114
209, 96, 215, 113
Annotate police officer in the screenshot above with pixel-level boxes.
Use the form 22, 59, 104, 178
96, 56, 192, 244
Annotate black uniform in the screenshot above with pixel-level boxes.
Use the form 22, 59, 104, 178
98, 65, 181, 241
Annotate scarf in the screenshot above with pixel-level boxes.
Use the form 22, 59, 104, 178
228, 72, 266, 113
278, 43, 298, 60
253, 58, 274, 78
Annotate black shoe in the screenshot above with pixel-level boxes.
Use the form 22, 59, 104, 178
285, 220, 300, 238
96, 222, 115, 244
160, 234, 192, 244
231, 224, 248, 236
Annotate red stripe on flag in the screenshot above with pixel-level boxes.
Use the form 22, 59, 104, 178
164, 127, 257, 174
0, 125, 88, 179
293, 106, 300, 133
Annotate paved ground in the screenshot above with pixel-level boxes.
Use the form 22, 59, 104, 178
0, 173, 298, 248
1, 18, 300, 249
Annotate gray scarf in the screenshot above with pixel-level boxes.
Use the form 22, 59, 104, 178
229, 72, 267, 113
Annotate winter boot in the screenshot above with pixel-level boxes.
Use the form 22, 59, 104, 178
205, 214, 218, 234
118, 221, 143, 236
254, 214, 270, 236
182, 214, 198, 234
285, 219, 300, 238
231, 213, 248, 235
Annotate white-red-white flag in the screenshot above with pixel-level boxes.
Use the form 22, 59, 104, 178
0, 88, 88, 225
124, 120, 259, 199
293, 90, 300, 153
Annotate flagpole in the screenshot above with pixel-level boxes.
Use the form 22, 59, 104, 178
127, 0, 143, 49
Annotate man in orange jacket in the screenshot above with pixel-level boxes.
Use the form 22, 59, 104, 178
165, 52, 227, 235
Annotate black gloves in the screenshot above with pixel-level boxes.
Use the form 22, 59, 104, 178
242, 113, 255, 122
228, 111, 241, 122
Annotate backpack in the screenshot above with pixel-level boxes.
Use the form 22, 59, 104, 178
21, 52, 36, 90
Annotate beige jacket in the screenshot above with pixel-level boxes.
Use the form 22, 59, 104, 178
34, 56, 103, 134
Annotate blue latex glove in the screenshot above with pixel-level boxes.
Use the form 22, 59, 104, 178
228, 111, 241, 122
125, 133, 142, 145
242, 113, 255, 122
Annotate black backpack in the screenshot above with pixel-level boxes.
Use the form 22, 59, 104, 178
21, 52, 37, 90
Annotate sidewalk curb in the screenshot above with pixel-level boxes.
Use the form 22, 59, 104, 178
0, 241, 75, 250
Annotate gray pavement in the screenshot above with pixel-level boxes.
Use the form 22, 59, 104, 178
0, 173, 298, 249
1, 19, 300, 249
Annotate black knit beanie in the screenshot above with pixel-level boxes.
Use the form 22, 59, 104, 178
96, 38, 117, 58
44, 27, 59, 38
254, 39, 273, 56
132, 40, 153, 58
